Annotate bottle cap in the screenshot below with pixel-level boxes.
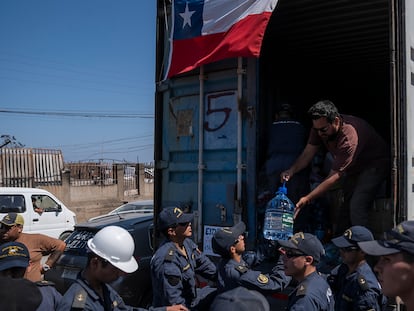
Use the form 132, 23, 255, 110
277, 182, 287, 195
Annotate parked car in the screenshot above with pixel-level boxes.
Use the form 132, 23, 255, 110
0, 187, 77, 240
45, 211, 154, 307
88, 200, 153, 221
108, 199, 153, 215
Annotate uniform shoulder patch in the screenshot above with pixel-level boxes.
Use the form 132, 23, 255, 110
357, 275, 369, 291
72, 288, 88, 309
165, 248, 175, 262
235, 265, 248, 274
257, 274, 269, 284
36, 280, 55, 287
167, 275, 181, 286
296, 284, 307, 296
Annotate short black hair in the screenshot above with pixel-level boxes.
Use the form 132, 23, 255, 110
308, 100, 339, 123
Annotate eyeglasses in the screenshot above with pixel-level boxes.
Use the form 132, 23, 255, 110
339, 246, 359, 252
279, 248, 306, 258
313, 124, 330, 133
233, 235, 244, 245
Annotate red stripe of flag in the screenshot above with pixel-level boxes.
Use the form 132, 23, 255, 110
166, 12, 273, 78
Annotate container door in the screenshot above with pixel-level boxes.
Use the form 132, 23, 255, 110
405, 0, 414, 220
157, 64, 255, 243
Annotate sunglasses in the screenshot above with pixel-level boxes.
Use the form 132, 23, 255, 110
339, 246, 359, 252
233, 234, 244, 245
0, 224, 16, 231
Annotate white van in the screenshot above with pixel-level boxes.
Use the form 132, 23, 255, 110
0, 187, 77, 240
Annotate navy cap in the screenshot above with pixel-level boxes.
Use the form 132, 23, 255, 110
158, 206, 193, 230
0, 213, 24, 226
359, 220, 414, 256
331, 226, 374, 248
0, 241, 30, 271
210, 286, 269, 311
212, 222, 246, 257
278, 232, 325, 263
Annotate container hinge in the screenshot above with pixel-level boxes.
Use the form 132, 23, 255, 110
216, 204, 226, 222
246, 106, 256, 127
237, 163, 247, 170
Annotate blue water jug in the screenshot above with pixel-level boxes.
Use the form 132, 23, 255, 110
262, 182, 295, 241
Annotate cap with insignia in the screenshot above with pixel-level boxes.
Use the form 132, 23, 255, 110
278, 232, 325, 263
158, 206, 194, 230
211, 222, 246, 257
0, 241, 30, 271
0, 213, 24, 227
359, 220, 414, 256
331, 226, 374, 248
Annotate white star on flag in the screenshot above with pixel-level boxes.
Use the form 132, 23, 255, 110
179, 2, 195, 28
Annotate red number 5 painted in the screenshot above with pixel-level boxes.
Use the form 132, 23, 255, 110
204, 92, 234, 132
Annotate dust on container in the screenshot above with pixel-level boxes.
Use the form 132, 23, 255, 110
263, 183, 294, 241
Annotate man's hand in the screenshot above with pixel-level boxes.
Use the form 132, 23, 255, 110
293, 196, 311, 219
166, 305, 188, 311
280, 169, 293, 182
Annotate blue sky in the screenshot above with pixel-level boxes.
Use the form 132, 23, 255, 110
0, 1, 156, 163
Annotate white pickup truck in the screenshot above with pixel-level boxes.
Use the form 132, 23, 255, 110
0, 187, 77, 240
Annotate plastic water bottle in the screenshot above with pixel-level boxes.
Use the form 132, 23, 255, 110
262, 182, 295, 241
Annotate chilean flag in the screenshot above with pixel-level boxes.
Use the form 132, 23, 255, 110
165, 0, 278, 79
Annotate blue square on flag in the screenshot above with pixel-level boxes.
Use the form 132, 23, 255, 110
173, 0, 203, 40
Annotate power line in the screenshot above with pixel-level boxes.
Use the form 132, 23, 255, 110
0, 109, 154, 119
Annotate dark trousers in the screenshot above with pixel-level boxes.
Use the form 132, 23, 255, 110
336, 166, 388, 235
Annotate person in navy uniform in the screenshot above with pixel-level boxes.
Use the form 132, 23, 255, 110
211, 221, 290, 295
277, 232, 334, 310
57, 225, 187, 311
358, 221, 414, 311
263, 103, 308, 203
328, 225, 386, 310
0, 240, 62, 310
151, 206, 217, 310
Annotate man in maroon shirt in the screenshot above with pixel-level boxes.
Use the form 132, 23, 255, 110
281, 100, 389, 235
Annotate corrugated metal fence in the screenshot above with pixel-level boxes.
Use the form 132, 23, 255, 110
0, 148, 63, 187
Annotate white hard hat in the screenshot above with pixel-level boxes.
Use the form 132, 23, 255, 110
87, 225, 138, 273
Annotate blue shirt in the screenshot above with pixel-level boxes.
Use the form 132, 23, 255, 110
288, 271, 334, 311
57, 275, 161, 311
217, 257, 290, 295
150, 238, 217, 308
328, 262, 386, 311
36, 281, 62, 311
